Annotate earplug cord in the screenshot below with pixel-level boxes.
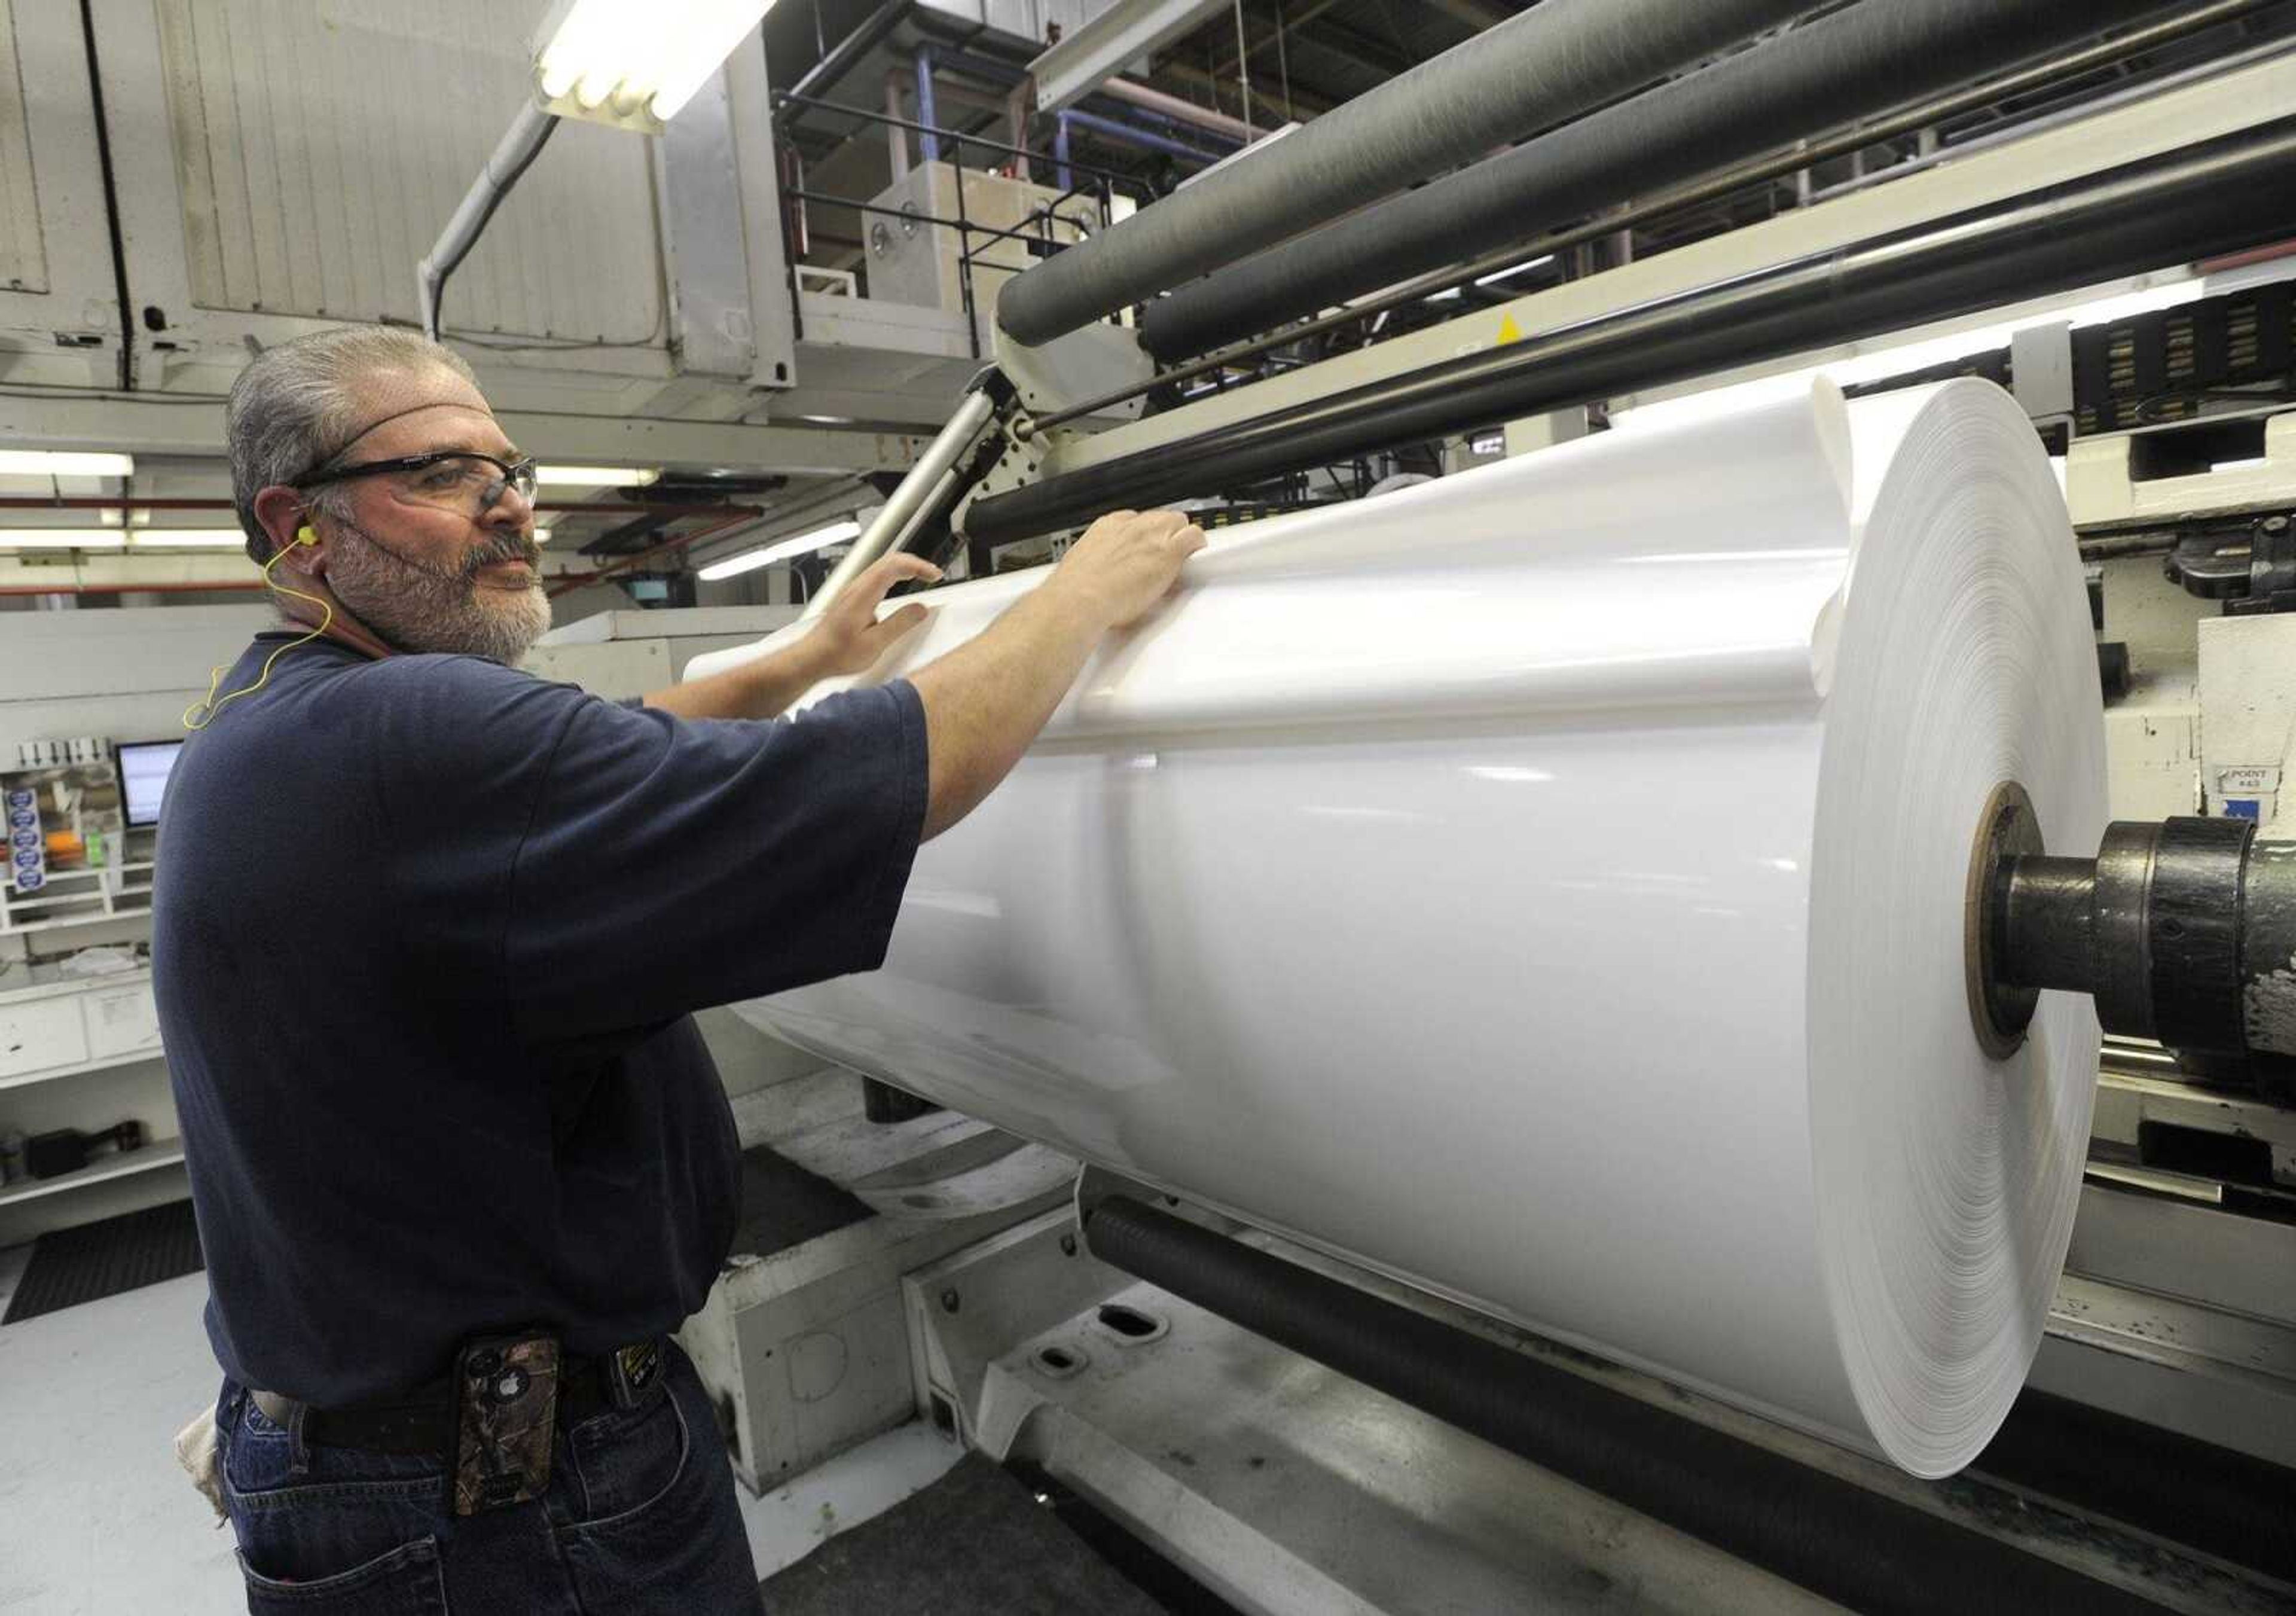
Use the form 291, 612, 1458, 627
182, 531, 332, 731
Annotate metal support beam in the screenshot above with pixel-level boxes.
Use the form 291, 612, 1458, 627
1426, 0, 1512, 29
0, 392, 928, 476
1028, 0, 1234, 114
723, 24, 801, 391
655, 69, 756, 380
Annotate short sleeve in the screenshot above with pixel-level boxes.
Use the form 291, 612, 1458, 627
503, 681, 929, 1039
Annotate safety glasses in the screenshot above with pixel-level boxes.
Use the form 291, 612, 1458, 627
292, 450, 539, 517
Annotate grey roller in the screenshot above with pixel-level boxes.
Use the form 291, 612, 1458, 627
995, 0, 1815, 347
1140, 0, 2205, 362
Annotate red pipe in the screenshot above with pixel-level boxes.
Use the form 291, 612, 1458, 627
0, 498, 746, 514
0, 579, 266, 596
2197, 237, 2296, 273
546, 511, 759, 597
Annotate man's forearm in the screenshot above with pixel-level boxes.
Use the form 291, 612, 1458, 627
642, 639, 831, 721
908, 579, 1115, 839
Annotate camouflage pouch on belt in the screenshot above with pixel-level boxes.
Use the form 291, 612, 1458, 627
451, 1332, 560, 1516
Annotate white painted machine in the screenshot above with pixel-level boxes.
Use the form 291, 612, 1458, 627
682, 7, 2296, 1611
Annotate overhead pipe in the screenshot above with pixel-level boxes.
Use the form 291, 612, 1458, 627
964, 120, 2296, 545
884, 69, 911, 179
893, 35, 1247, 150
416, 101, 558, 342
916, 43, 941, 163
1019, 0, 2283, 438
1139, 0, 2237, 362
1059, 108, 1230, 166
1098, 77, 1254, 145
993, 0, 1818, 346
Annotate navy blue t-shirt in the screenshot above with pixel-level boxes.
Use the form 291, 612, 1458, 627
154, 634, 927, 1405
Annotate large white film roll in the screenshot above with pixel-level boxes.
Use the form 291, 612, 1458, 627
717, 377, 2106, 1476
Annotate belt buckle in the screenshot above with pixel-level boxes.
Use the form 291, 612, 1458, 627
607, 1339, 662, 1410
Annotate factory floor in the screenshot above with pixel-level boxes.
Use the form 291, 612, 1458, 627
0, 1243, 966, 1615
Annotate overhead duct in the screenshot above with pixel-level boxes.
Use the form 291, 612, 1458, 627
962, 120, 2296, 546
1138, 0, 2221, 364
993, 0, 1817, 347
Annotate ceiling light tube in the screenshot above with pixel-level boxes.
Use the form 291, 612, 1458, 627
697, 518, 862, 581
536, 464, 660, 488
532, 0, 778, 131
0, 450, 135, 477
1473, 254, 1556, 288
0, 530, 131, 548
126, 530, 251, 548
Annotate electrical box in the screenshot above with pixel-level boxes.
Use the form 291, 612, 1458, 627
863, 163, 1094, 344
2199, 613, 2296, 830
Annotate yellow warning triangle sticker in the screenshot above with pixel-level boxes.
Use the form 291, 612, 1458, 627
1495, 313, 1523, 346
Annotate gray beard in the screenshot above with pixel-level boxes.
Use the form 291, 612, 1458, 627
323, 528, 552, 664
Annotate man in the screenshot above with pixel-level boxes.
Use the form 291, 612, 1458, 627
154, 324, 1201, 1612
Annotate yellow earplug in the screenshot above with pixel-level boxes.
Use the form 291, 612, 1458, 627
183, 521, 335, 730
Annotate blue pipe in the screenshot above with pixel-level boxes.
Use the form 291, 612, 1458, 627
915, 44, 940, 163
1088, 100, 1242, 149
1060, 108, 1223, 166
1054, 115, 1073, 192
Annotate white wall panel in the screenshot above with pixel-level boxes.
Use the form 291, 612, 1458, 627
138, 0, 661, 342
0, 0, 47, 294
0, 0, 124, 385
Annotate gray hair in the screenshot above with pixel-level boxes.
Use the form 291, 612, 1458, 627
225, 326, 478, 563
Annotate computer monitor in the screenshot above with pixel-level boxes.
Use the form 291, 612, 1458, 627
118, 739, 184, 827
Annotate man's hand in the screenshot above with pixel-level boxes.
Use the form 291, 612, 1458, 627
642, 552, 939, 721
909, 507, 1207, 840
1041, 510, 1207, 631
805, 553, 942, 678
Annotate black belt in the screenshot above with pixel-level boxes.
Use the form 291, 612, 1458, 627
249, 1339, 662, 1457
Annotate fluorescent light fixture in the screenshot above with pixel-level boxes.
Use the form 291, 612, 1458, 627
1473, 254, 1555, 288
127, 530, 249, 548
697, 518, 862, 581
533, 0, 778, 129
0, 530, 130, 548
0, 450, 134, 478
536, 464, 660, 488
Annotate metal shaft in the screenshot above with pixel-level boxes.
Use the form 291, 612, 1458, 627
1083, 1194, 2163, 1616
1020, 0, 2279, 438
966, 120, 2296, 547
803, 381, 1003, 619
1977, 803, 2296, 1090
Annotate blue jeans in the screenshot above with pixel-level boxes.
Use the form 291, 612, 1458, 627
218, 1341, 762, 1614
